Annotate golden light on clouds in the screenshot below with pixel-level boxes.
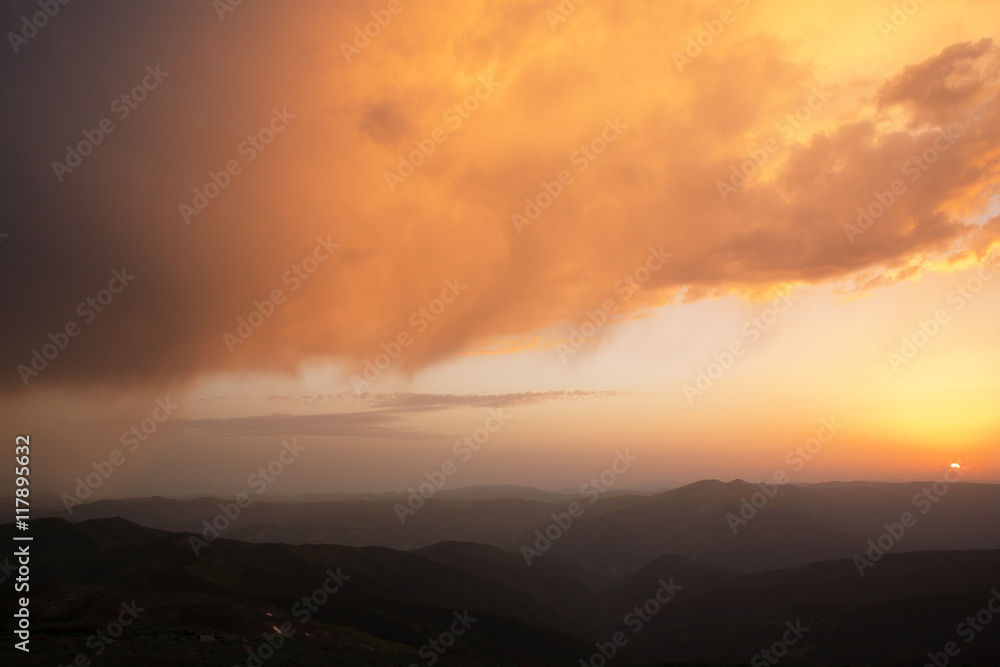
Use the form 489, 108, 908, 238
3, 0, 1000, 491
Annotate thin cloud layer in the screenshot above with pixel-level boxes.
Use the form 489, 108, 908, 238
161, 390, 621, 438
172, 412, 434, 440
355, 390, 632, 412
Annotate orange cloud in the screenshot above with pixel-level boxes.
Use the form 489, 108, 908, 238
3, 2, 999, 392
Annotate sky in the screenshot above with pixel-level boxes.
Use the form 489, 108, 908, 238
2, 0, 999, 500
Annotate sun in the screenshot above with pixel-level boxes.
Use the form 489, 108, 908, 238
950, 463, 961, 469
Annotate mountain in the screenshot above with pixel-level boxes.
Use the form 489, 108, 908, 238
224, 484, 575, 504
5, 516, 1000, 665
522, 479, 1000, 575
434, 484, 574, 502
415, 541, 610, 630
43, 495, 559, 550
622, 549, 1000, 665
40, 479, 1000, 580
41, 480, 1000, 581
2, 517, 590, 666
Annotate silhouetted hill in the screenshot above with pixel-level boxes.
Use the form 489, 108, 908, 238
622, 549, 1000, 665
525, 479, 1000, 575
1, 518, 590, 665
246, 484, 576, 504
416, 541, 609, 629
602, 552, 742, 615
46, 481, 1000, 578
44, 495, 560, 550
4, 516, 1000, 665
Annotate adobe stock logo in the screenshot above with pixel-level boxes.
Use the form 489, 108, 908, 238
877, 0, 930, 39
189, 439, 307, 556
223, 237, 339, 353
843, 124, 963, 243
886, 253, 999, 372
556, 245, 671, 362
179, 107, 296, 224
17, 268, 135, 386
511, 117, 627, 234
521, 450, 638, 566
350, 278, 466, 392
340, 0, 407, 63
394, 408, 510, 523
717, 83, 831, 202
682, 290, 797, 404
546, 0, 586, 29
410, 610, 478, 666
854, 464, 964, 576
213, 0, 243, 21
384, 75, 502, 192
749, 620, 810, 667
923, 588, 1000, 667
7, 0, 72, 55
673, 0, 751, 72
51, 65, 170, 183
725, 418, 841, 534
579, 577, 683, 666
61, 397, 179, 514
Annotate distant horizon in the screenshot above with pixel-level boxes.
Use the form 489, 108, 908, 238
24, 474, 1000, 507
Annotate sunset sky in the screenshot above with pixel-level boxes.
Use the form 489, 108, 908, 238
2, 0, 999, 499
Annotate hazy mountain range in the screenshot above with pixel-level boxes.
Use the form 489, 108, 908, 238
7, 480, 1000, 665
